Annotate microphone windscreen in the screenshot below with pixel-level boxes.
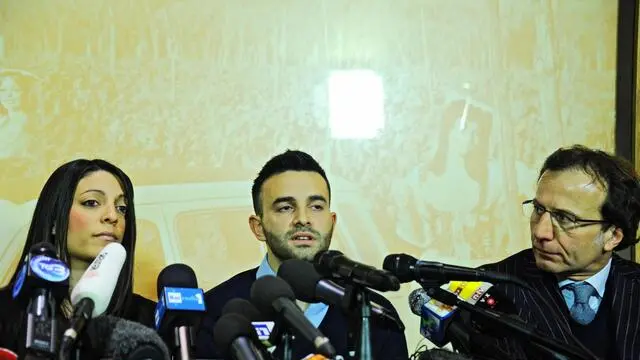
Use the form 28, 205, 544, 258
156, 263, 197, 298
86, 315, 170, 360
250, 275, 295, 316
111, 318, 170, 360
70, 242, 127, 317
277, 259, 321, 303
213, 313, 256, 355
418, 348, 475, 360
29, 241, 56, 257
312, 250, 343, 268
382, 253, 417, 283
408, 288, 431, 315
222, 298, 265, 321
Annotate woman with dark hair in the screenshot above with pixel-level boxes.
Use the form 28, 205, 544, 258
0, 158, 156, 356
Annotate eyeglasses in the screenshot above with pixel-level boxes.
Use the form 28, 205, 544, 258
522, 199, 609, 232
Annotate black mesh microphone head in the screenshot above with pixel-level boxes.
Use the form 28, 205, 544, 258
418, 348, 476, 360
222, 298, 266, 321
84, 315, 170, 360
277, 259, 321, 303
213, 313, 257, 357
29, 241, 57, 257
110, 318, 170, 360
382, 253, 418, 283
156, 263, 197, 298
250, 275, 295, 317
313, 249, 344, 276
408, 288, 431, 315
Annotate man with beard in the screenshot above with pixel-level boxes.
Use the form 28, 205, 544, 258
195, 150, 408, 360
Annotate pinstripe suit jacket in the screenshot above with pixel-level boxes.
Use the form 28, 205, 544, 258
482, 249, 640, 360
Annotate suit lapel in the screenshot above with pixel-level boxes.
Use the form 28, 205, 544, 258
609, 256, 640, 359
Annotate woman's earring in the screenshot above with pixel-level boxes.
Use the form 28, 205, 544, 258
51, 224, 56, 236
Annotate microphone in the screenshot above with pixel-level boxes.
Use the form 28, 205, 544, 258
408, 282, 498, 348
60, 242, 127, 356
154, 264, 206, 360
84, 315, 170, 360
222, 299, 275, 349
383, 253, 530, 289
314, 250, 400, 292
277, 258, 405, 331
424, 286, 597, 360
250, 275, 337, 358
417, 349, 475, 360
12, 242, 70, 358
213, 313, 269, 360
409, 287, 456, 348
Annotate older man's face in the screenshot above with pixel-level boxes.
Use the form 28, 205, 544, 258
529, 169, 620, 280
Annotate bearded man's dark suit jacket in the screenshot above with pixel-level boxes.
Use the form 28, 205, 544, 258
481, 248, 640, 360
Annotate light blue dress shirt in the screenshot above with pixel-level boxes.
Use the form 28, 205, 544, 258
255, 254, 329, 328
558, 258, 612, 313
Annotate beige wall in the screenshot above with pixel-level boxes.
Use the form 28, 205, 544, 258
0, 0, 617, 352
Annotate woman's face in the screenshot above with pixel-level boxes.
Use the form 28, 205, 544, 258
0, 76, 22, 111
66, 170, 128, 262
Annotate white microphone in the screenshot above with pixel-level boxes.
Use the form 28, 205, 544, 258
60, 242, 127, 356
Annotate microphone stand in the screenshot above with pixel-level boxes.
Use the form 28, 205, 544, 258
25, 291, 59, 360
342, 283, 372, 360
281, 332, 293, 360
425, 287, 596, 360
267, 317, 293, 360
173, 325, 195, 360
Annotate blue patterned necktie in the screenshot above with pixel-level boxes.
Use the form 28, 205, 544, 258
566, 282, 597, 325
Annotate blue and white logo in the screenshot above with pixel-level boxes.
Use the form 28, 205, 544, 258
29, 255, 70, 283
154, 295, 166, 330
251, 321, 274, 341
162, 287, 206, 312
11, 264, 27, 299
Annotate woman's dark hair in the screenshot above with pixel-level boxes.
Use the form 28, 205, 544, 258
539, 145, 640, 250
3, 158, 137, 315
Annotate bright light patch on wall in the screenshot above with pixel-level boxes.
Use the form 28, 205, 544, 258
328, 69, 385, 139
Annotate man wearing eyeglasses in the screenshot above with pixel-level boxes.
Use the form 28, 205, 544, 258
481, 145, 640, 360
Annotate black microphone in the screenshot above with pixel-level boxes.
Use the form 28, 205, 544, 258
250, 275, 337, 358
83, 315, 170, 360
383, 253, 531, 289
155, 264, 206, 360
314, 250, 400, 292
278, 258, 405, 331
408, 288, 473, 352
221, 299, 274, 358
222, 298, 265, 322
426, 287, 597, 360
12, 242, 70, 359
417, 348, 476, 360
213, 313, 269, 360
222, 298, 274, 343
